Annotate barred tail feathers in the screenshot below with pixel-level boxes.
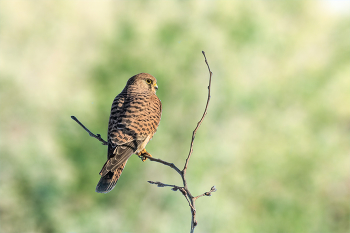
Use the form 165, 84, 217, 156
95, 161, 127, 193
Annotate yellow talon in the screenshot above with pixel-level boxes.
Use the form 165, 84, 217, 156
136, 149, 152, 162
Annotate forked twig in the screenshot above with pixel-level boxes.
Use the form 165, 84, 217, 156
71, 51, 215, 233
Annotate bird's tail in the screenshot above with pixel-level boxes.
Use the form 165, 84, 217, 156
95, 161, 127, 193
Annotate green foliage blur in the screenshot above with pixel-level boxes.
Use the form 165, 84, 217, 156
1, 1, 349, 232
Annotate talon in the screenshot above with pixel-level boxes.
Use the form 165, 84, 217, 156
136, 149, 152, 162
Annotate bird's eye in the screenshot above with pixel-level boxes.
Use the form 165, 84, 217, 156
146, 79, 152, 84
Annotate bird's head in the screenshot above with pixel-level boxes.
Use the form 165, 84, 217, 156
127, 73, 158, 94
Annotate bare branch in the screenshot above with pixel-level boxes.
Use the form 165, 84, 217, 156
183, 51, 213, 174
147, 181, 181, 189
71, 116, 108, 145
143, 51, 214, 233
148, 181, 196, 211
140, 154, 182, 176
193, 186, 217, 201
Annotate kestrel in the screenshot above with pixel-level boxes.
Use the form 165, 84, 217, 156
96, 73, 162, 193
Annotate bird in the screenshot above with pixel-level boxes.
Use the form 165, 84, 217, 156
96, 73, 162, 193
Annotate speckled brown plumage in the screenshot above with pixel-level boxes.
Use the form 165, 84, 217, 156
96, 73, 162, 193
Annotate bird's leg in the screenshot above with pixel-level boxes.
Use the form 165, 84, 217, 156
136, 148, 153, 162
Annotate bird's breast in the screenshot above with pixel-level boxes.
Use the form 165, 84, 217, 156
135, 134, 152, 153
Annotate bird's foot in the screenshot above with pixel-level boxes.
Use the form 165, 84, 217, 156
136, 149, 152, 162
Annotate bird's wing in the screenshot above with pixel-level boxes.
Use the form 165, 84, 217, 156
99, 140, 142, 177
100, 93, 161, 176
101, 93, 147, 175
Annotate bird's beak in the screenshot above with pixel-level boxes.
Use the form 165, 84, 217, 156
154, 83, 158, 90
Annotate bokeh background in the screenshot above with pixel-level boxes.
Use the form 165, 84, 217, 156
1, 1, 349, 232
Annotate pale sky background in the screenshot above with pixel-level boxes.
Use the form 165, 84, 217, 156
322, 0, 350, 14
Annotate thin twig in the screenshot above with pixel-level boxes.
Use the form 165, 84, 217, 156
183, 51, 213, 173
71, 116, 108, 145
147, 181, 181, 189
193, 186, 217, 201
141, 154, 182, 176
182, 189, 196, 211
147, 181, 196, 210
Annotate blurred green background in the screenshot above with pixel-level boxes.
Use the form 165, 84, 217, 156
1, 1, 349, 232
